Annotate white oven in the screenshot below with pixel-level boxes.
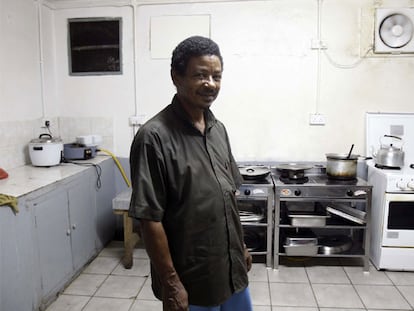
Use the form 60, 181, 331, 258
382, 193, 414, 247
366, 112, 414, 271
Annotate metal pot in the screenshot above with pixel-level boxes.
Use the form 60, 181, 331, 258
373, 135, 404, 168
29, 134, 63, 167
326, 153, 358, 180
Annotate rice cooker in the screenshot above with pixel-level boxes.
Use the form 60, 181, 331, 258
29, 134, 63, 167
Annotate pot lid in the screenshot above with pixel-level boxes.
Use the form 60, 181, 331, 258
275, 163, 313, 171
30, 133, 63, 144
326, 153, 359, 160
239, 166, 270, 177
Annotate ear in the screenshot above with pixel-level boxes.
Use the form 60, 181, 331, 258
171, 70, 185, 88
171, 70, 180, 87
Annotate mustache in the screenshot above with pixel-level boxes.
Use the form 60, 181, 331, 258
199, 88, 218, 96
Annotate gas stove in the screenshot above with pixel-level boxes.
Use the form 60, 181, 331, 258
271, 165, 370, 199
272, 165, 372, 271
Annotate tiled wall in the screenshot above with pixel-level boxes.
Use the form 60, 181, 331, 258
0, 117, 113, 170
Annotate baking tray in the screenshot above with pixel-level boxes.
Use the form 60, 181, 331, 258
284, 236, 319, 256
288, 213, 330, 227
285, 237, 318, 246
326, 203, 366, 224
284, 244, 319, 256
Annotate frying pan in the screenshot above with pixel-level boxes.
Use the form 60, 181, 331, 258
239, 166, 270, 180
275, 163, 313, 180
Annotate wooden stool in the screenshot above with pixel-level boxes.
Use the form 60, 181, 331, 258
112, 189, 139, 269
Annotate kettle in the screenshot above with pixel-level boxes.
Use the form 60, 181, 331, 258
373, 135, 405, 168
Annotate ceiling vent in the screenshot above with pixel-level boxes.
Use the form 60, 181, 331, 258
374, 8, 414, 54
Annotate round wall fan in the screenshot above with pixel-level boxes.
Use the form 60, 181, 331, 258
375, 8, 414, 53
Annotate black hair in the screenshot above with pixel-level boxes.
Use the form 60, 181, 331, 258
171, 36, 223, 76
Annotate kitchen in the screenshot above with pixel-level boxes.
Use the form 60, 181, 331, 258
1, 0, 414, 310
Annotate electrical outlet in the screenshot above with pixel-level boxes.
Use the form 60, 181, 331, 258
311, 39, 328, 50
41, 118, 50, 128
309, 113, 326, 125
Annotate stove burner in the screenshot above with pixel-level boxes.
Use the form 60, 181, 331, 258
279, 176, 309, 184
375, 164, 401, 170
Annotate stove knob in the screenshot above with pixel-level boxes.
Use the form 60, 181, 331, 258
346, 190, 354, 197
407, 181, 414, 190
294, 190, 301, 196
397, 180, 407, 190
244, 189, 251, 196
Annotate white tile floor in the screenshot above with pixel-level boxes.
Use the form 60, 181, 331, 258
46, 241, 414, 311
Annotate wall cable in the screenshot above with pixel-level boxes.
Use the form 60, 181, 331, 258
62, 161, 103, 190
323, 47, 373, 69
99, 148, 131, 187
315, 0, 323, 115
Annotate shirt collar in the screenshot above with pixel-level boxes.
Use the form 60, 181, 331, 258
171, 94, 217, 131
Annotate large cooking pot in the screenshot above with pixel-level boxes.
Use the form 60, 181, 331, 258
372, 135, 404, 168
326, 153, 358, 180
29, 134, 63, 167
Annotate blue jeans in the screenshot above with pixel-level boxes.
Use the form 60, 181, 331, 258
189, 287, 253, 311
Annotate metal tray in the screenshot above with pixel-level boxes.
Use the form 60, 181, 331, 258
326, 203, 366, 224
288, 213, 330, 227
285, 237, 318, 246
284, 244, 319, 256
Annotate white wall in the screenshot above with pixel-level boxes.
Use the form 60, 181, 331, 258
0, 0, 41, 121
50, 0, 414, 162
1, 0, 414, 170
134, 0, 414, 162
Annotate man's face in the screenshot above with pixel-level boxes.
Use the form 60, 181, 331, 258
172, 55, 222, 112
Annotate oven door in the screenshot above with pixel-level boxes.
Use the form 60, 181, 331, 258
382, 193, 414, 247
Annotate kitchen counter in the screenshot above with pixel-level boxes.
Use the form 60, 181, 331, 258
0, 155, 111, 197
0, 155, 117, 311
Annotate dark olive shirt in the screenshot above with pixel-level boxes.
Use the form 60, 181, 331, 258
128, 95, 247, 306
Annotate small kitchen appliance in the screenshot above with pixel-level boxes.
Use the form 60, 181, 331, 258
366, 112, 414, 271
29, 134, 63, 167
63, 135, 102, 160
63, 144, 97, 160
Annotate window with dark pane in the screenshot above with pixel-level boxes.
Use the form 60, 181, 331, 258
68, 18, 122, 75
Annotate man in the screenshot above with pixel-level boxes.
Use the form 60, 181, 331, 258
129, 36, 253, 311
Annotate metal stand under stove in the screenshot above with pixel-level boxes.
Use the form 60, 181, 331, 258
236, 175, 274, 267
273, 172, 372, 271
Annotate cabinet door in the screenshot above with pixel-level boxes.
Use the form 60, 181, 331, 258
68, 176, 96, 271
1, 198, 38, 311
33, 189, 73, 297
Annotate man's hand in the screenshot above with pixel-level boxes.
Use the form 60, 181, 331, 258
244, 246, 252, 272
162, 272, 189, 311
139, 220, 189, 310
